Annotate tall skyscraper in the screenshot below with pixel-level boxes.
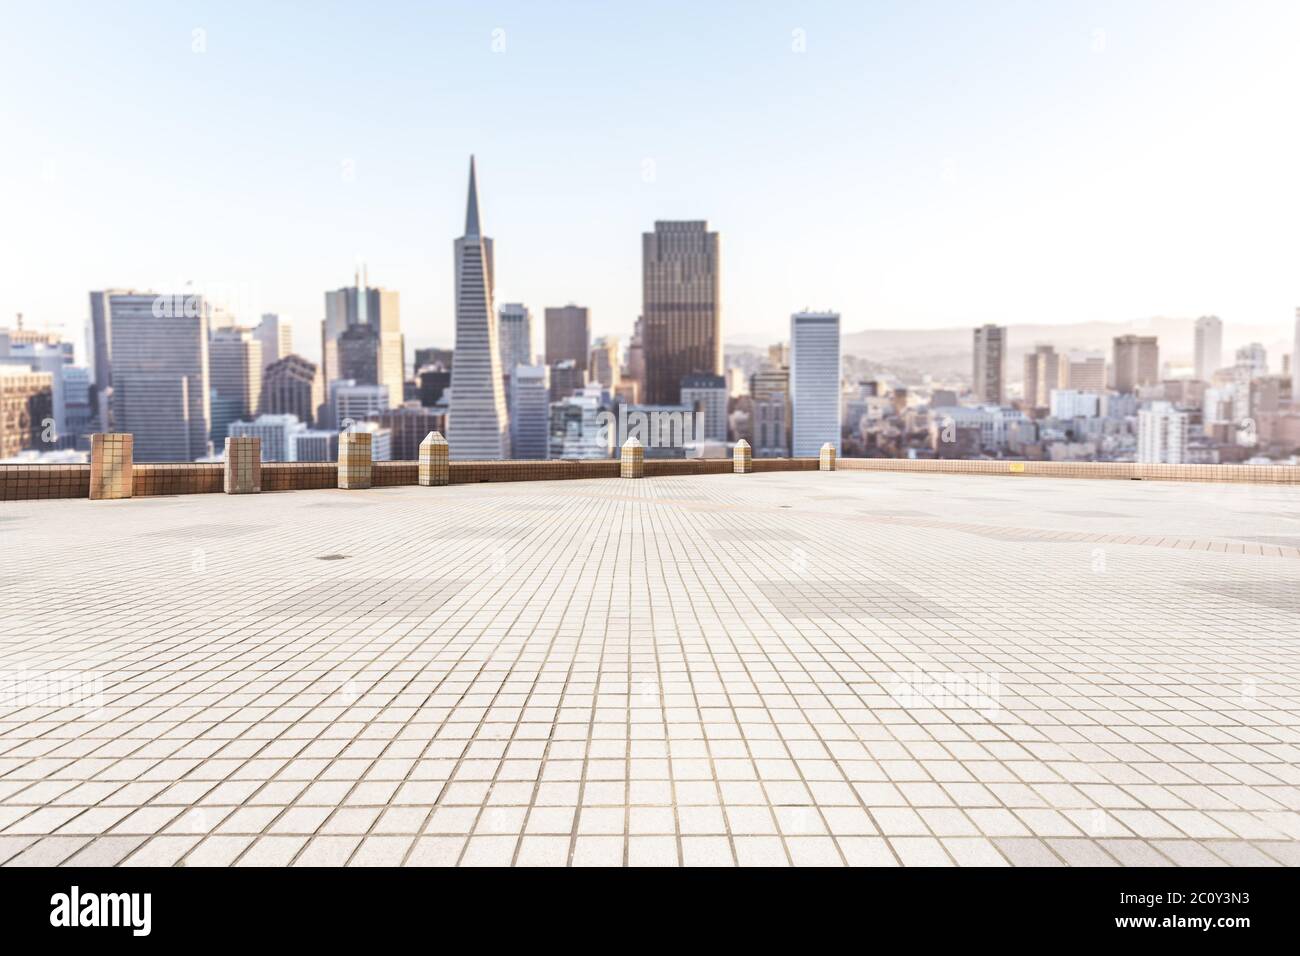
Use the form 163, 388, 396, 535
790, 311, 841, 457
545, 305, 590, 373
447, 157, 510, 459
255, 313, 293, 370
509, 364, 550, 460
642, 221, 721, 405
209, 327, 263, 425
110, 293, 211, 462
1065, 351, 1107, 393
1193, 315, 1223, 382
87, 289, 148, 427
972, 324, 1007, 405
1022, 344, 1061, 409
1113, 335, 1160, 393
321, 268, 402, 403
498, 303, 533, 374
262, 354, 323, 426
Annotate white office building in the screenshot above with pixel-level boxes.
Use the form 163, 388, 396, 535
330, 380, 389, 430
1193, 315, 1222, 382
790, 311, 841, 456
498, 303, 533, 378
509, 364, 550, 460
1138, 401, 1188, 464
680, 373, 728, 442
1049, 389, 1101, 420
229, 414, 305, 462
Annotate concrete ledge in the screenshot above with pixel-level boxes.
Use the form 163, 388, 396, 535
2, 455, 1296, 500
837, 458, 1300, 483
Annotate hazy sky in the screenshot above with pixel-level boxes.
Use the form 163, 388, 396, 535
2, 0, 1299, 362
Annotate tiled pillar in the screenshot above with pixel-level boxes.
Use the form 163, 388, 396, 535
338, 431, 372, 489
819, 442, 837, 472
733, 438, 753, 474
89, 433, 133, 500
419, 431, 449, 486
620, 437, 644, 479
223, 436, 262, 494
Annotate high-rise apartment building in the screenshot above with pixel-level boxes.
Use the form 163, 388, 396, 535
790, 311, 841, 457
1193, 315, 1223, 382
642, 221, 721, 405
1022, 344, 1061, 409
680, 373, 728, 442
209, 327, 263, 425
972, 324, 1007, 405
321, 268, 402, 402
509, 364, 550, 460
110, 293, 211, 462
261, 354, 323, 426
447, 157, 510, 459
545, 305, 590, 374
498, 303, 533, 375
1138, 401, 1188, 463
1113, 335, 1160, 393
1065, 351, 1107, 393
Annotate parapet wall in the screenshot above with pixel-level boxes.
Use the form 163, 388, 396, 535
1, 455, 1295, 501
836, 458, 1300, 483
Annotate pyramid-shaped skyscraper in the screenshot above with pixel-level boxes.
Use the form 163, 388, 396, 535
447, 156, 511, 459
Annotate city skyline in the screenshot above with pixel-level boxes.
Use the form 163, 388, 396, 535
5, 2, 1300, 361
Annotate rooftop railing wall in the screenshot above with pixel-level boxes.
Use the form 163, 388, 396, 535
1, 443, 1296, 501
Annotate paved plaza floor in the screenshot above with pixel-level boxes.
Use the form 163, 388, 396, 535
0, 470, 1297, 866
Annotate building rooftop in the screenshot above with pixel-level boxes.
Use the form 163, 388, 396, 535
0, 470, 1297, 867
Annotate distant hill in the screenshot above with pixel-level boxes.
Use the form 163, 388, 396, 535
731, 317, 1293, 382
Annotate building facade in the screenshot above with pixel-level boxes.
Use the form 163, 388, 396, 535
1138, 401, 1188, 464
1113, 335, 1160, 393
261, 354, 322, 426
641, 221, 721, 405
972, 324, 1007, 405
1194, 315, 1223, 382
321, 270, 402, 403
680, 373, 727, 442
509, 364, 550, 460
544, 305, 590, 374
110, 293, 211, 462
790, 311, 841, 457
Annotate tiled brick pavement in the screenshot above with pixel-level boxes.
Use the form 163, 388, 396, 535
0, 471, 1298, 866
